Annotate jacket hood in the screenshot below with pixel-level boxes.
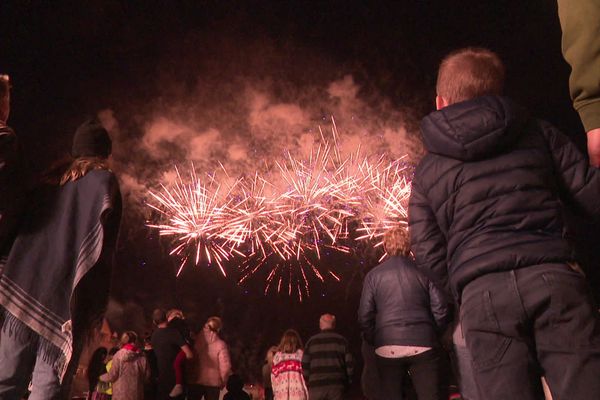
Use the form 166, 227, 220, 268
420, 96, 527, 161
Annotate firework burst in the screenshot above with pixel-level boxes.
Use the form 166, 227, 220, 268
147, 167, 241, 276
146, 120, 412, 298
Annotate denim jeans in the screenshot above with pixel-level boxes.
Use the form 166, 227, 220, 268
460, 263, 600, 400
452, 323, 482, 400
0, 322, 61, 400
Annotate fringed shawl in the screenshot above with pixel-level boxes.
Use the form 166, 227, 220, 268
0, 169, 121, 381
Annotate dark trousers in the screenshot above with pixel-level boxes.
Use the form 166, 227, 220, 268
0, 320, 83, 400
375, 348, 446, 400
308, 385, 345, 400
187, 384, 220, 400
452, 343, 481, 400
264, 387, 273, 400
156, 382, 184, 400
460, 263, 600, 400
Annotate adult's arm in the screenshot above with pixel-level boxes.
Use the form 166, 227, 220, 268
344, 343, 354, 383
301, 342, 311, 381
428, 280, 451, 331
357, 275, 376, 345
408, 180, 449, 290
181, 343, 193, 360
541, 120, 600, 218
557, 0, 600, 164
218, 344, 232, 387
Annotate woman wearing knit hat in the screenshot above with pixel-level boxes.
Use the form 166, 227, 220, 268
0, 118, 122, 399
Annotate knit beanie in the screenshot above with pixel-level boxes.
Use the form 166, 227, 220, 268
71, 118, 112, 158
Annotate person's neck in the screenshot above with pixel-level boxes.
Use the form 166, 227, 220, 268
158, 322, 168, 328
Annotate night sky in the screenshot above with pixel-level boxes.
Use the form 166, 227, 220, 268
1, 0, 595, 384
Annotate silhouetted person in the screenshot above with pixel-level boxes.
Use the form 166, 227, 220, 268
262, 346, 277, 400
187, 317, 231, 400
87, 347, 109, 399
271, 329, 308, 400
100, 331, 150, 400
409, 47, 600, 399
358, 228, 449, 400
0, 118, 121, 399
302, 314, 353, 400
151, 308, 193, 400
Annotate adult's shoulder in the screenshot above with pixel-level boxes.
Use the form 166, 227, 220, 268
84, 168, 119, 186
113, 348, 127, 361
215, 337, 228, 350
367, 256, 404, 275
326, 330, 348, 343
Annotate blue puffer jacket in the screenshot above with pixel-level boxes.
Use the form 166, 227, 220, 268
409, 96, 600, 300
358, 255, 450, 348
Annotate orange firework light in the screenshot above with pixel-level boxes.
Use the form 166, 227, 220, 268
147, 121, 412, 299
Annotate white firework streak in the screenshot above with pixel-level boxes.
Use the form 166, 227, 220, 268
147, 166, 241, 276
147, 120, 412, 298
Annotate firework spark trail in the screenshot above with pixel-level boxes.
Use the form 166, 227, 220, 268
355, 158, 410, 235
147, 121, 412, 298
147, 166, 241, 276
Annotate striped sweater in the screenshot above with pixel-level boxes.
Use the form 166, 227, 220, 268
301, 330, 353, 389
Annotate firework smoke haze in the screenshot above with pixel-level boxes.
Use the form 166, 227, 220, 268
97, 34, 423, 295
108, 74, 422, 208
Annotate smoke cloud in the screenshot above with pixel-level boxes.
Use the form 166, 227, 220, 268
102, 78, 422, 216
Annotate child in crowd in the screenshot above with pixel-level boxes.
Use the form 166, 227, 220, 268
87, 347, 109, 400
271, 330, 308, 400
409, 47, 600, 399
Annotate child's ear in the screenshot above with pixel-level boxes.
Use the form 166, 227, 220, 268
436, 95, 449, 110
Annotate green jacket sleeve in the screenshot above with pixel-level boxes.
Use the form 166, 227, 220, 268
558, 0, 600, 132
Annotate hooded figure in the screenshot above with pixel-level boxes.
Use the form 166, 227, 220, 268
0, 118, 121, 399
409, 48, 600, 400
101, 331, 150, 400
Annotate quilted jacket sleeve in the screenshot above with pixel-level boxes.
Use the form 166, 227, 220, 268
357, 273, 376, 345
409, 178, 449, 290
541, 121, 600, 218
428, 279, 450, 331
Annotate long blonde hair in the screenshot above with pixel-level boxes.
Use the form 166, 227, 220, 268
383, 227, 411, 257
278, 329, 303, 354
44, 156, 110, 186
60, 157, 110, 185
